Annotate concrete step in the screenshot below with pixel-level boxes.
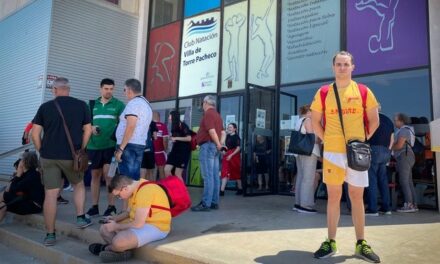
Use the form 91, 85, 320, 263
0, 239, 46, 264
0, 221, 148, 264
4, 213, 202, 264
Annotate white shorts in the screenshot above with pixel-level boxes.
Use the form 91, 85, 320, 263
323, 152, 369, 187
129, 224, 169, 247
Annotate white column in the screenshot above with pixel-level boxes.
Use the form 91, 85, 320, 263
429, 0, 440, 212
134, 0, 150, 88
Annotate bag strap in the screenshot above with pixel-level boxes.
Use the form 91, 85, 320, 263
298, 117, 307, 133
333, 83, 368, 142
54, 100, 76, 158
333, 83, 347, 143
89, 100, 96, 125
137, 181, 171, 217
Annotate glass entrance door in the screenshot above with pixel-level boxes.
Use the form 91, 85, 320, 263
245, 86, 275, 195
220, 95, 244, 192
278, 92, 297, 195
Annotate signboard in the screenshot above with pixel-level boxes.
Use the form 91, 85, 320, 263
221, 1, 248, 91
256, 108, 266, 129
184, 0, 220, 18
347, 0, 429, 75
248, 0, 277, 87
146, 21, 181, 101
281, 0, 340, 84
179, 11, 221, 97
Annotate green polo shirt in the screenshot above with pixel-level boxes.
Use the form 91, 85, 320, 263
87, 97, 125, 150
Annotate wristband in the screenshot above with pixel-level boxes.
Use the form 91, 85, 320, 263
117, 147, 124, 152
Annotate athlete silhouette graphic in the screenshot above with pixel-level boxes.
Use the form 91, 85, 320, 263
355, 0, 400, 53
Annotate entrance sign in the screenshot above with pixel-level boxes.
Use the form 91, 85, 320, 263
281, 0, 340, 84
179, 11, 221, 97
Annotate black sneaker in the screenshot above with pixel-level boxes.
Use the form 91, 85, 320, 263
57, 196, 69, 205
89, 243, 107, 256
103, 205, 117, 217
235, 189, 243, 195
297, 206, 317, 214
86, 206, 99, 218
314, 239, 337, 259
355, 240, 381, 263
191, 202, 210, 212
220, 191, 225, 196
99, 250, 132, 263
210, 203, 219, 210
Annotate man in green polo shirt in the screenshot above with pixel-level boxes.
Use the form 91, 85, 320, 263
86, 78, 125, 218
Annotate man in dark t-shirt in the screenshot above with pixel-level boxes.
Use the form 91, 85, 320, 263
32, 77, 92, 246
366, 110, 394, 215
191, 95, 225, 212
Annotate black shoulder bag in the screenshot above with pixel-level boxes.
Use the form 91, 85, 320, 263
288, 118, 315, 156
333, 83, 371, 171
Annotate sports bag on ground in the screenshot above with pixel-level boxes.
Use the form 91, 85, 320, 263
138, 175, 191, 217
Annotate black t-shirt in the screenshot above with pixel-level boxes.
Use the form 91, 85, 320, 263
225, 134, 240, 149
171, 122, 191, 154
4, 169, 45, 207
33, 96, 91, 159
368, 113, 394, 147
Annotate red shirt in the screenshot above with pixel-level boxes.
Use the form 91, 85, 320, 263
196, 108, 223, 144
153, 121, 169, 152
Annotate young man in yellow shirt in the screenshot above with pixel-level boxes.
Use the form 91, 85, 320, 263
311, 51, 381, 263
88, 174, 171, 262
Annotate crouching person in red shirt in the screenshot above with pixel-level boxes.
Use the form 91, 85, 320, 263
88, 174, 171, 263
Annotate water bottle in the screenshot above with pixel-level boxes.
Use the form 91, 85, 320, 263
108, 157, 118, 178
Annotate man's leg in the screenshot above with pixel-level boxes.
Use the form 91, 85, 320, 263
157, 165, 165, 179
366, 163, 379, 213
90, 169, 103, 206
348, 184, 365, 240
326, 184, 342, 239
212, 151, 220, 205
108, 230, 138, 252
100, 224, 116, 244
103, 164, 115, 206
200, 144, 215, 207
377, 161, 391, 212
72, 181, 86, 216
44, 188, 60, 233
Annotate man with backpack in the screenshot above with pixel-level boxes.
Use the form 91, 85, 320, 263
86, 78, 125, 218
310, 51, 381, 263
88, 174, 170, 262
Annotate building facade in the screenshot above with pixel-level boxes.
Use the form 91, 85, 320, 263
1, 0, 439, 210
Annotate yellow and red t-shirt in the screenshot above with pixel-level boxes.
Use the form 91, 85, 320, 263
310, 81, 378, 153
128, 179, 171, 232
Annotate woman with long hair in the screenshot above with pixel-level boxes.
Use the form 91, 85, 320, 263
220, 123, 242, 195
0, 151, 45, 222
164, 110, 192, 180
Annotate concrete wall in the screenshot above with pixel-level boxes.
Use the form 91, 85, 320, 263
429, 0, 440, 211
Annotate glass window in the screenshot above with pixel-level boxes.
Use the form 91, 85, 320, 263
225, 0, 244, 6
151, 0, 183, 28
281, 0, 340, 84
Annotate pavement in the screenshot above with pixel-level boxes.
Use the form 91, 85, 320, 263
1, 184, 440, 264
